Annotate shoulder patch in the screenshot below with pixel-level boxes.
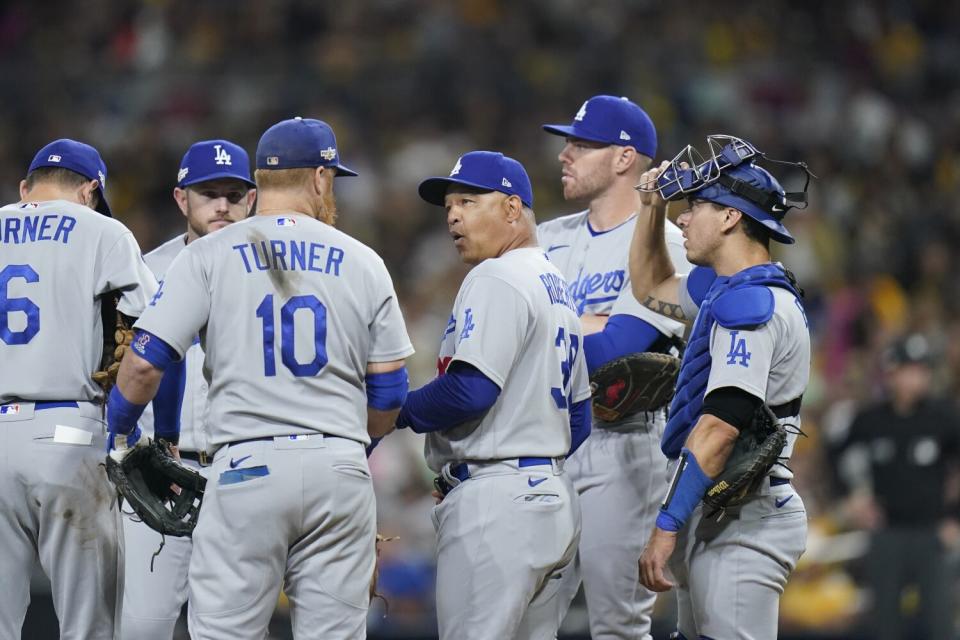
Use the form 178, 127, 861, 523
713, 286, 774, 329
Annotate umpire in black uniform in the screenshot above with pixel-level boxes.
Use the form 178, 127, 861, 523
838, 333, 960, 640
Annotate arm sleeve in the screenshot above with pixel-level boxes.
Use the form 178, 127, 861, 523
133, 246, 211, 357
583, 314, 664, 374
448, 276, 529, 387
152, 358, 186, 442
97, 231, 159, 317
397, 362, 501, 433
701, 386, 763, 432
367, 258, 415, 362
567, 397, 592, 456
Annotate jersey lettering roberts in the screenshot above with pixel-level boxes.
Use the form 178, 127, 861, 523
424, 247, 590, 471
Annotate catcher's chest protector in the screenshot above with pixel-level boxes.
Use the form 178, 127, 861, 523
662, 264, 801, 458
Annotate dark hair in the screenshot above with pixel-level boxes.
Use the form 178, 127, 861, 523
24, 166, 91, 190
740, 213, 771, 249
24, 167, 99, 209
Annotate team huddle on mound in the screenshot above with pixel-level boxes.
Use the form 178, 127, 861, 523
0, 95, 812, 640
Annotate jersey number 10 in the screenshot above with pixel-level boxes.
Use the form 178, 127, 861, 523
255, 294, 328, 377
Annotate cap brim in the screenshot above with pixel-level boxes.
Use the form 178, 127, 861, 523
541, 124, 611, 145
335, 163, 358, 177
418, 176, 498, 206
760, 218, 795, 244
181, 171, 256, 188
95, 190, 112, 217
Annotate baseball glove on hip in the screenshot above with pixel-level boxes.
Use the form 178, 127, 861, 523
703, 404, 787, 509
92, 293, 135, 393
590, 352, 681, 422
105, 439, 206, 537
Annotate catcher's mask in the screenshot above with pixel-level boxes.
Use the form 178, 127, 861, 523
637, 134, 814, 244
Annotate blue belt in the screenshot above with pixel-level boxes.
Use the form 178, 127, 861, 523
449, 456, 553, 482
36, 401, 80, 410
770, 477, 790, 486
228, 433, 351, 448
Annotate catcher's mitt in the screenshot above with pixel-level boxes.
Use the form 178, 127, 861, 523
105, 439, 206, 537
92, 293, 134, 393
703, 405, 787, 509
590, 352, 681, 422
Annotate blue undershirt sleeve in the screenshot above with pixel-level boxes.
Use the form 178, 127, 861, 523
396, 362, 501, 433
583, 314, 664, 374
567, 397, 592, 456
151, 358, 186, 443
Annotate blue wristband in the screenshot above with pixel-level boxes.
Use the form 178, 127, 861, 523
107, 386, 147, 436
366, 367, 409, 411
657, 448, 713, 532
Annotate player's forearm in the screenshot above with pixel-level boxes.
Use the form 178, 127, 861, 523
684, 414, 740, 477
116, 351, 165, 405
367, 408, 400, 439
580, 314, 608, 336
629, 201, 675, 302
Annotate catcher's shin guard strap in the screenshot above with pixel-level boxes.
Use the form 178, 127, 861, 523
107, 386, 147, 436
656, 448, 712, 532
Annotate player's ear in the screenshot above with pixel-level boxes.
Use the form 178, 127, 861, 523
245, 188, 257, 215
613, 146, 637, 175
79, 179, 99, 208
173, 187, 189, 217
503, 194, 522, 223
721, 207, 742, 233
19, 179, 29, 199
312, 166, 327, 195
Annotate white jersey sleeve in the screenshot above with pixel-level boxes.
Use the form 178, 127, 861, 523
368, 258, 415, 363
135, 246, 211, 357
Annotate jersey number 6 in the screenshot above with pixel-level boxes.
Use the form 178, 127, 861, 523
255, 294, 328, 377
0, 264, 41, 345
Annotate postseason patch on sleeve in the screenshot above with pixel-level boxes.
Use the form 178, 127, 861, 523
276, 217, 298, 227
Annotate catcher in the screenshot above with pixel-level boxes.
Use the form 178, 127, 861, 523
630, 135, 812, 640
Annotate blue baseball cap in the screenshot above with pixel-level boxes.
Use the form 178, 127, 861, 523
693, 163, 795, 244
418, 151, 534, 208
542, 95, 657, 158
255, 117, 357, 177
177, 140, 255, 188
28, 139, 112, 216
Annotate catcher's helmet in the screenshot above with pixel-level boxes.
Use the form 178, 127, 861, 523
639, 134, 813, 245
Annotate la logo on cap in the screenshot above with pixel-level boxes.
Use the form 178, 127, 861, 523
213, 144, 233, 166
47, 154, 62, 162
575, 101, 588, 122
450, 158, 463, 176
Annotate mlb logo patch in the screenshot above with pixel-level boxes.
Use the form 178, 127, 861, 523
0, 404, 21, 415
47, 154, 62, 162
133, 332, 151, 355
276, 217, 298, 227
267, 156, 279, 166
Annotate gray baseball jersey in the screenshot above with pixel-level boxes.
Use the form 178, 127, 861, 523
537, 211, 690, 640
669, 269, 810, 639
423, 247, 590, 471
137, 233, 210, 454
1, 198, 156, 640
679, 275, 809, 476
0, 200, 157, 403
135, 214, 414, 447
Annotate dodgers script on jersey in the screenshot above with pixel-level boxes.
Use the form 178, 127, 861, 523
679, 274, 810, 476
424, 247, 590, 471
137, 234, 210, 452
0, 200, 157, 402
135, 214, 414, 447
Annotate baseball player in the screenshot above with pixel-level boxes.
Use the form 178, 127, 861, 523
0, 139, 157, 639
105, 117, 414, 639
538, 95, 690, 639
632, 136, 811, 639
395, 151, 591, 640
119, 139, 256, 639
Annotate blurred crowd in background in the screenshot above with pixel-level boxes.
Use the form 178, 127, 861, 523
6, 0, 960, 637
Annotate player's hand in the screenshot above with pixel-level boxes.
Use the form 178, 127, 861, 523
636, 161, 671, 209
639, 527, 677, 592
431, 488, 445, 505
107, 426, 143, 463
